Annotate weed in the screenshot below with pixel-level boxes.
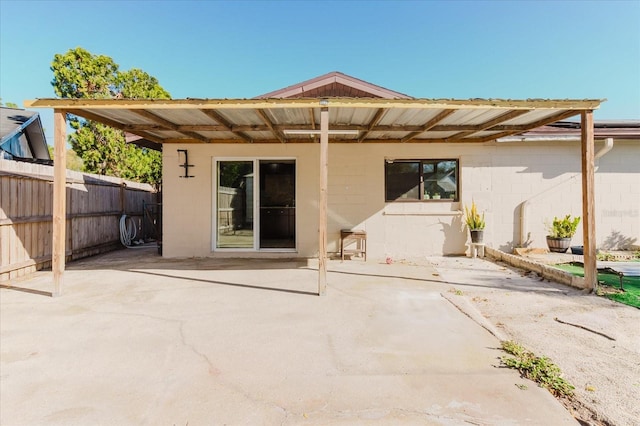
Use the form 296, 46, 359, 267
449, 288, 464, 296
597, 252, 617, 261
515, 383, 528, 390
500, 340, 574, 397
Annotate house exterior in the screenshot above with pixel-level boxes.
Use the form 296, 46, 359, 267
28, 71, 632, 294
158, 73, 638, 260
0, 107, 51, 164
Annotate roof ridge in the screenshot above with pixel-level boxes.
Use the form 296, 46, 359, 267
254, 71, 413, 99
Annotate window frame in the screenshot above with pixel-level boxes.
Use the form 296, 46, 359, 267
384, 158, 460, 202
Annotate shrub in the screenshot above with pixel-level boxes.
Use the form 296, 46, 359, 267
546, 215, 580, 238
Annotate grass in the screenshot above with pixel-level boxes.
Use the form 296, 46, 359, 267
554, 262, 640, 308
500, 340, 574, 397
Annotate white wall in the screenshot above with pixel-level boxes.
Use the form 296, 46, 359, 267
162, 139, 639, 259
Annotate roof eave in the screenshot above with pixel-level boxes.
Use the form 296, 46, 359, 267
25, 97, 604, 111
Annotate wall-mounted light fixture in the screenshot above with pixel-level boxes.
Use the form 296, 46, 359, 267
177, 149, 194, 178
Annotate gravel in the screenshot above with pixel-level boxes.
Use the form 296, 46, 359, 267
429, 255, 640, 426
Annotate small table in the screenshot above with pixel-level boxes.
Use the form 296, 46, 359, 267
341, 229, 367, 261
470, 243, 485, 258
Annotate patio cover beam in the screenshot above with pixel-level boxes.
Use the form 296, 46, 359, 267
358, 108, 387, 142
66, 108, 165, 144
199, 109, 254, 143
401, 110, 456, 143
129, 109, 210, 143
447, 110, 530, 139
256, 109, 286, 143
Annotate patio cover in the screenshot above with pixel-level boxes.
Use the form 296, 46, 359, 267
25, 97, 603, 296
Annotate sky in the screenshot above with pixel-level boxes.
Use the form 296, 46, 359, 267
1, 0, 639, 142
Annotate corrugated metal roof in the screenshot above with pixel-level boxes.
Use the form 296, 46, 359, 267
26, 97, 604, 147
504, 120, 640, 141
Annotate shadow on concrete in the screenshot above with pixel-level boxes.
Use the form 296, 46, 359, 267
320, 267, 571, 295
126, 269, 318, 296
21, 248, 584, 299
0, 284, 52, 297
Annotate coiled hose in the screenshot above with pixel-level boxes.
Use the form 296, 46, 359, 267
119, 214, 137, 247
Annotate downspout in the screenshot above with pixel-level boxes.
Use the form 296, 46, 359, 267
519, 138, 614, 247
594, 137, 614, 162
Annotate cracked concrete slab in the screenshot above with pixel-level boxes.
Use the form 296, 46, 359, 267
1, 250, 577, 425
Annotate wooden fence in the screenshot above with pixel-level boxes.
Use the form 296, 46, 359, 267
0, 159, 157, 282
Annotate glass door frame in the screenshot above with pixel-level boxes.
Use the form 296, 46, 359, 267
211, 157, 297, 252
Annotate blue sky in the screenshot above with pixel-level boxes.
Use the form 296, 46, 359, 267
1, 0, 639, 141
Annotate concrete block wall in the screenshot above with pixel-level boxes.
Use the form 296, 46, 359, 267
485, 247, 587, 289
161, 139, 638, 259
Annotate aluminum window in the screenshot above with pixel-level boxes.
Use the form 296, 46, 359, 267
385, 159, 459, 201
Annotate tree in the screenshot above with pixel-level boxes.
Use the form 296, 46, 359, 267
50, 47, 170, 186
48, 145, 84, 171
0, 98, 19, 108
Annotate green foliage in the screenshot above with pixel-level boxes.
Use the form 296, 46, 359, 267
51, 48, 119, 100
118, 68, 170, 99
0, 99, 19, 108
464, 201, 485, 230
546, 215, 580, 238
596, 252, 617, 261
47, 145, 83, 171
448, 288, 464, 296
50, 47, 169, 186
501, 340, 575, 397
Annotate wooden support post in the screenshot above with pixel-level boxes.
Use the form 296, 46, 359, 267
581, 110, 597, 291
52, 110, 67, 297
318, 106, 329, 296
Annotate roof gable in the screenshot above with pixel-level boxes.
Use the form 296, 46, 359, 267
256, 71, 413, 99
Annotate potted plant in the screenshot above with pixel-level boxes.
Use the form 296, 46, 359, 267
464, 201, 486, 243
545, 215, 580, 253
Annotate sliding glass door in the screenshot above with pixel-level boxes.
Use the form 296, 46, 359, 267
259, 160, 295, 249
216, 161, 254, 248
215, 159, 295, 250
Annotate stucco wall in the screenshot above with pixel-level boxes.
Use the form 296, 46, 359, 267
162, 140, 639, 259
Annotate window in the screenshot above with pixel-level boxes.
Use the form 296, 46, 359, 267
385, 159, 459, 201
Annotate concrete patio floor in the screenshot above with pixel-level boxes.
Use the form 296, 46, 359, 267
1, 249, 576, 425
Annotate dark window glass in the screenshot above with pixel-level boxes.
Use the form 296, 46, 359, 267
385, 159, 459, 201
385, 161, 420, 200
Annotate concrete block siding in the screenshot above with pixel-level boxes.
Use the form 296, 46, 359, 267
162, 140, 638, 259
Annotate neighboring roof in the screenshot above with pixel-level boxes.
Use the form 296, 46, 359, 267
500, 119, 640, 141
1, 107, 37, 141
0, 107, 51, 162
25, 97, 603, 145
125, 133, 162, 151
256, 71, 413, 99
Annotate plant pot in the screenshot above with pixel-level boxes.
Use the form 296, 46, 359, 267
470, 230, 484, 243
546, 236, 571, 253
570, 246, 583, 255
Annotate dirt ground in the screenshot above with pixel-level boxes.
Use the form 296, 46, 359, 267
429, 255, 640, 426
